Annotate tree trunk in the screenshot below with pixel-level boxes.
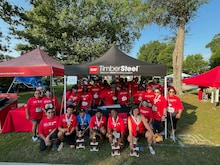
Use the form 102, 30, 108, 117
173, 17, 185, 95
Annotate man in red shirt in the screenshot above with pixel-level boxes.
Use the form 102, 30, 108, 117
38, 106, 59, 151
90, 80, 102, 108
132, 84, 145, 105
79, 86, 93, 114
99, 84, 116, 106
89, 110, 107, 140
106, 109, 126, 145
57, 105, 77, 151
41, 88, 60, 117
117, 84, 130, 106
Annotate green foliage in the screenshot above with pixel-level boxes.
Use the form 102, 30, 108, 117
206, 33, 220, 68
137, 40, 174, 73
183, 54, 209, 74
5, 0, 141, 64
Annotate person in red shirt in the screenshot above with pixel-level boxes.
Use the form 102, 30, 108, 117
89, 110, 107, 140
79, 86, 93, 114
166, 88, 184, 140
117, 84, 130, 106
142, 85, 155, 108
25, 90, 43, 142
57, 105, 77, 151
99, 84, 116, 106
131, 77, 139, 95
90, 80, 102, 108
127, 106, 156, 155
152, 88, 167, 133
106, 109, 126, 145
139, 100, 154, 128
41, 89, 60, 117
38, 106, 59, 151
132, 84, 145, 105
66, 85, 80, 107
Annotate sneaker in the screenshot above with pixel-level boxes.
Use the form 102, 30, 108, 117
51, 143, 57, 151
170, 132, 175, 140
148, 146, 155, 155
159, 130, 165, 136
57, 142, 64, 152
32, 135, 38, 142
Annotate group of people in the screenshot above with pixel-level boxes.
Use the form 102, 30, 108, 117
25, 77, 184, 155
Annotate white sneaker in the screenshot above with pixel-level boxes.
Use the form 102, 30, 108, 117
170, 132, 175, 140
159, 131, 165, 136
148, 146, 155, 155
32, 136, 38, 142
57, 142, 64, 151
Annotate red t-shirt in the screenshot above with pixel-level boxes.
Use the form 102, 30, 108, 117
142, 91, 155, 107
167, 95, 184, 113
58, 114, 77, 132
38, 116, 59, 137
80, 92, 93, 109
99, 88, 115, 105
117, 89, 130, 105
139, 106, 153, 122
152, 95, 167, 121
90, 85, 102, 105
132, 91, 145, 105
107, 116, 126, 134
25, 97, 43, 120
90, 115, 107, 129
41, 96, 60, 117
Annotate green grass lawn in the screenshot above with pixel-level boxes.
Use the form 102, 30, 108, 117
0, 87, 220, 164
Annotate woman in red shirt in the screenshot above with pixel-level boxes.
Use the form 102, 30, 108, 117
152, 88, 167, 133
25, 90, 43, 142
127, 106, 156, 155
167, 88, 184, 140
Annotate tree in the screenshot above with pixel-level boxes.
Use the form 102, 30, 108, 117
3, 0, 141, 64
137, 40, 174, 73
206, 33, 220, 68
0, 0, 23, 53
183, 54, 209, 74
134, 0, 209, 95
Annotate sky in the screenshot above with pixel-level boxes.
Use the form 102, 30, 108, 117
1, 0, 220, 61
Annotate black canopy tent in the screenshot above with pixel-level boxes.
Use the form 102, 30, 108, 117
64, 45, 167, 76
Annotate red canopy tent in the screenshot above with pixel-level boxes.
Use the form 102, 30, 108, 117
182, 66, 220, 88
0, 48, 64, 77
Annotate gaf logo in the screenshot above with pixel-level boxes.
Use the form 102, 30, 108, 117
89, 66, 99, 74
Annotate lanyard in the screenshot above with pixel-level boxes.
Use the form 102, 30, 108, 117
96, 116, 102, 127
112, 116, 119, 127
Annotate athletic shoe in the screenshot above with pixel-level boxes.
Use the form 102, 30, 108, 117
32, 135, 38, 142
148, 146, 155, 155
51, 143, 57, 151
170, 132, 175, 140
57, 142, 64, 151
159, 130, 165, 136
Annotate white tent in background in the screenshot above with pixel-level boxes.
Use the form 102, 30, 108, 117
166, 73, 191, 79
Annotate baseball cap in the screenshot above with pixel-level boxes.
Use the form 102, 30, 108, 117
79, 108, 85, 113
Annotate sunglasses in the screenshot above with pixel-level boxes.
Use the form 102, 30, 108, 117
155, 91, 160, 93
169, 91, 175, 93
47, 111, 54, 114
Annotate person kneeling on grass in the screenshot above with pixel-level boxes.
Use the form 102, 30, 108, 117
127, 105, 156, 155
89, 109, 107, 140
106, 109, 126, 147
38, 106, 59, 151
57, 105, 77, 151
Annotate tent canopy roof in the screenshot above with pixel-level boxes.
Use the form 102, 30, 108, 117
182, 66, 220, 87
65, 45, 167, 76
0, 48, 64, 77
